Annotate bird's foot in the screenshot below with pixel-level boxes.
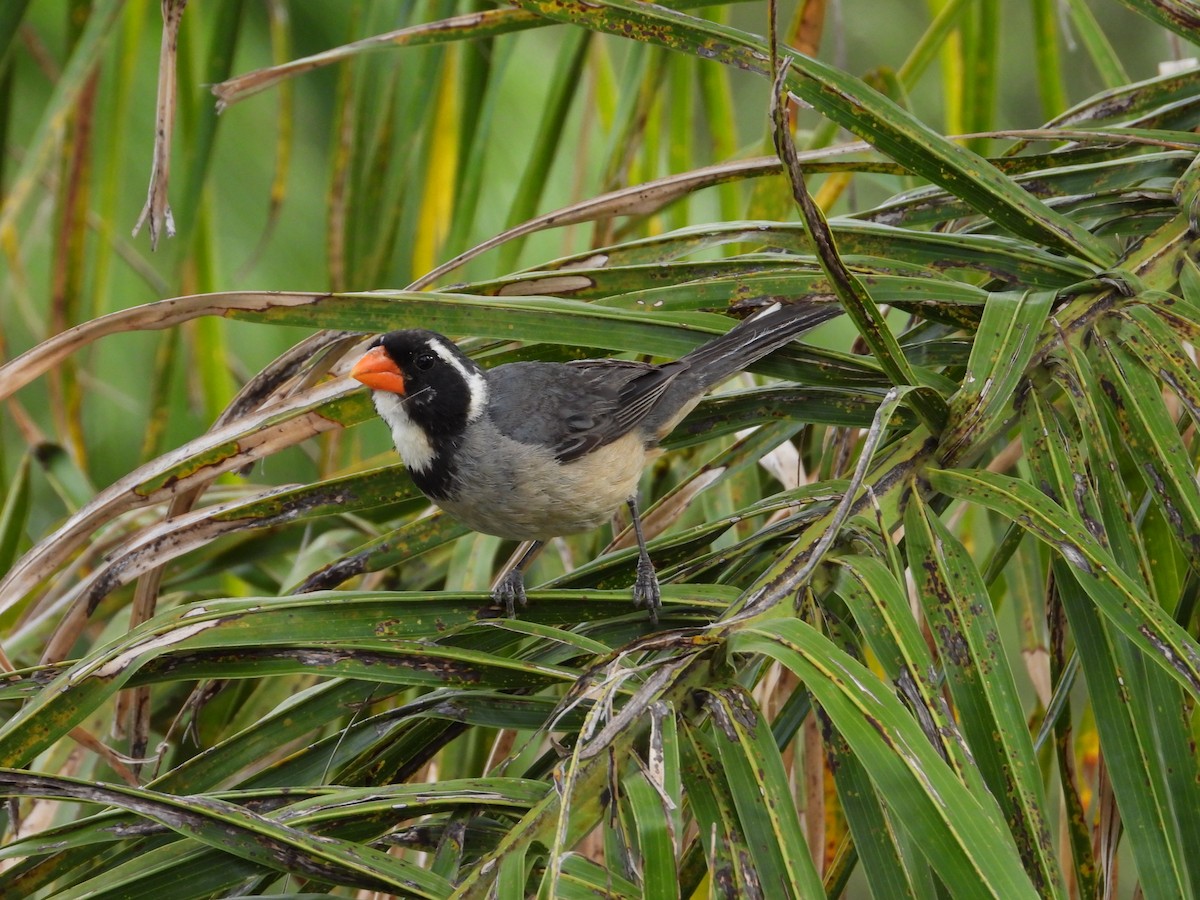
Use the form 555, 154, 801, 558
633, 553, 661, 625
492, 568, 528, 618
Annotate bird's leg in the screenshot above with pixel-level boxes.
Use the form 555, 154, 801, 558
492, 540, 543, 617
626, 496, 661, 624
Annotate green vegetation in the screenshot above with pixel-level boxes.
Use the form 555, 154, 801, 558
2, 0, 1199, 896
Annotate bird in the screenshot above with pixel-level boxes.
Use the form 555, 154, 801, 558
349, 301, 837, 622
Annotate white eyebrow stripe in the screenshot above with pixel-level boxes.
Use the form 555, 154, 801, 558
430, 337, 488, 422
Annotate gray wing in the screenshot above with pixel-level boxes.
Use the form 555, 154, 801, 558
485, 359, 683, 463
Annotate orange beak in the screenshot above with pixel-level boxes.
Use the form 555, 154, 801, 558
350, 346, 407, 394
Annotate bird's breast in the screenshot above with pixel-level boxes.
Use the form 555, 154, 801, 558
435, 428, 647, 541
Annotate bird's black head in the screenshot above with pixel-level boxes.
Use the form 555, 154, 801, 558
351, 329, 487, 440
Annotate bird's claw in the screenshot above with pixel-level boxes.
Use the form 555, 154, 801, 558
633, 553, 661, 625
492, 568, 528, 618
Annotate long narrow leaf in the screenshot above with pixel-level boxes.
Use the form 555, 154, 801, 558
732, 619, 1038, 898
928, 468, 1200, 699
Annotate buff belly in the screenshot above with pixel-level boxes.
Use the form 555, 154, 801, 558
435, 430, 647, 541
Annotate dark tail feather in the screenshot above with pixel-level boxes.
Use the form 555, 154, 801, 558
678, 300, 840, 392
640, 300, 840, 439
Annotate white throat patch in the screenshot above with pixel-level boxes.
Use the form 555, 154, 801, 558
430, 337, 488, 422
371, 390, 435, 472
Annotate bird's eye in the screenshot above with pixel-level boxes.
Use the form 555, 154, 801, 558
414, 352, 436, 371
